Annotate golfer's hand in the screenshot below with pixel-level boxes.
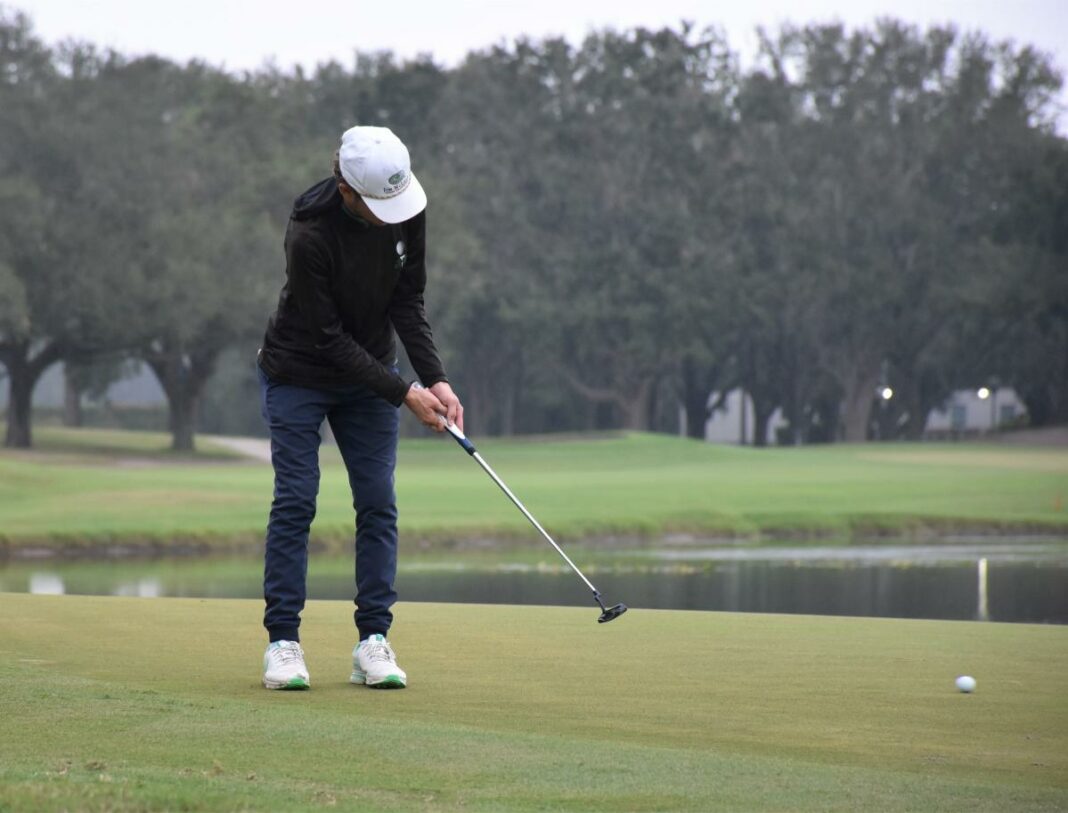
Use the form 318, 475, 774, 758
404, 383, 447, 432
430, 381, 464, 432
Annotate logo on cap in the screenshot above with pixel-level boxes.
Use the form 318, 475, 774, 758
388, 171, 407, 186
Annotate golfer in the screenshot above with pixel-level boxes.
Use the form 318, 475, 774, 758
256, 125, 462, 690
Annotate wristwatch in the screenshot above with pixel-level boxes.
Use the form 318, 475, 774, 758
409, 381, 425, 392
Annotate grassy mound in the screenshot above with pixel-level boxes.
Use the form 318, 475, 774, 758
0, 594, 1065, 810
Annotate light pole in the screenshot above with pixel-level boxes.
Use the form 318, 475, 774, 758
977, 379, 1000, 433
876, 385, 893, 440
989, 376, 1001, 431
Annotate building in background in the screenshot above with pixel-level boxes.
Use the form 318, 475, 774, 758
702, 390, 788, 445
701, 387, 1029, 444
925, 387, 1027, 439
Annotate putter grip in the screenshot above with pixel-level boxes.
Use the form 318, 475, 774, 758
445, 422, 477, 455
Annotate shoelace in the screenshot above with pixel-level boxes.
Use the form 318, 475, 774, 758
361, 640, 396, 664
273, 644, 304, 665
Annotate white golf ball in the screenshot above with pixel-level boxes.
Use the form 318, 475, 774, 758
956, 675, 977, 693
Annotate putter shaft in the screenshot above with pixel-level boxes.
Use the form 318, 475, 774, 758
441, 420, 599, 595
469, 450, 599, 595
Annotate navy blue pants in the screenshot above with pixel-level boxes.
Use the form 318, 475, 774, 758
258, 364, 400, 643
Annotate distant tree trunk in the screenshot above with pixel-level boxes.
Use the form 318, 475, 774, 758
169, 391, 199, 452
780, 354, 808, 445
63, 364, 84, 427
840, 362, 880, 443
5, 363, 34, 448
1019, 337, 1068, 427
1, 341, 62, 449
644, 377, 659, 432
464, 385, 482, 439
498, 383, 515, 436
780, 391, 801, 445
145, 345, 217, 452
682, 387, 708, 439
1055, 341, 1068, 424
895, 375, 927, 440
650, 378, 681, 434
680, 358, 713, 440
750, 397, 776, 448
499, 362, 520, 436
620, 377, 654, 431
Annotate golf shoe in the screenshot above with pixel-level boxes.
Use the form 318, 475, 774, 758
351, 634, 407, 689
263, 640, 310, 690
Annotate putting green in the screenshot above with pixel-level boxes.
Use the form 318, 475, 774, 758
1, 594, 1065, 810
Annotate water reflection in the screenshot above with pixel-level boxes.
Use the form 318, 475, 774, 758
389, 560, 1067, 623
113, 578, 162, 598
977, 558, 989, 622
28, 572, 64, 595
3, 544, 1066, 624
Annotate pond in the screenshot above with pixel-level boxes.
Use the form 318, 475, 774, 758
2, 542, 1066, 624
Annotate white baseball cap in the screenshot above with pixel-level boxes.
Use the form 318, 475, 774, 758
338, 125, 427, 224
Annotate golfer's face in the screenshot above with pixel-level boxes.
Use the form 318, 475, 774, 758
339, 182, 386, 226
356, 197, 387, 227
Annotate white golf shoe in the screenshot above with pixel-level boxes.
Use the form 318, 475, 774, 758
351, 634, 407, 689
263, 640, 310, 690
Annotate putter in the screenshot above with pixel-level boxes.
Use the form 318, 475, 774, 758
440, 419, 628, 624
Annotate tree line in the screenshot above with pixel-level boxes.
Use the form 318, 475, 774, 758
1, 9, 1065, 449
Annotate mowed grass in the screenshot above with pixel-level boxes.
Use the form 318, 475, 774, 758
0, 426, 1066, 545
0, 594, 1065, 811
25, 426, 242, 461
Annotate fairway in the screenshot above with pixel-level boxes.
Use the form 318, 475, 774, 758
1, 428, 1066, 549
1, 594, 1065, 811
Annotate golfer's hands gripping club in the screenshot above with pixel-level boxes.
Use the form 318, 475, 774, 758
404, 381, 464, 433
429, 381, 464, 431
404, 383, 446, 431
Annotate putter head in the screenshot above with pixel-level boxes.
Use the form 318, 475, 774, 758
598, 603, 628, 623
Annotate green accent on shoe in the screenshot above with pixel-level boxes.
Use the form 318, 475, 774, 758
283, 677, 309, 690
370, 675, 406, 689
350, 669, 405, 688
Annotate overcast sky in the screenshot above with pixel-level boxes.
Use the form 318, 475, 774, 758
13, 0, 1068, 127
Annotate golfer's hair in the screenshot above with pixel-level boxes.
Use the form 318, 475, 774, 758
333, 150, 343, 183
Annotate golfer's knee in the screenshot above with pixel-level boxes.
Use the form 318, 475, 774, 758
353, 480, 396, 512
272, 482, 319, 523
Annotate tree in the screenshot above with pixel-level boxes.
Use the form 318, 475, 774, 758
0, 13, 74, 447
4, 13, 1065, 447
738, 22, 1064, 442
964, 135, 1068, 426
126, 63, 283, 450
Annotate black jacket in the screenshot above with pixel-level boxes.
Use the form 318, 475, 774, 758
258, 177, 447, 406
